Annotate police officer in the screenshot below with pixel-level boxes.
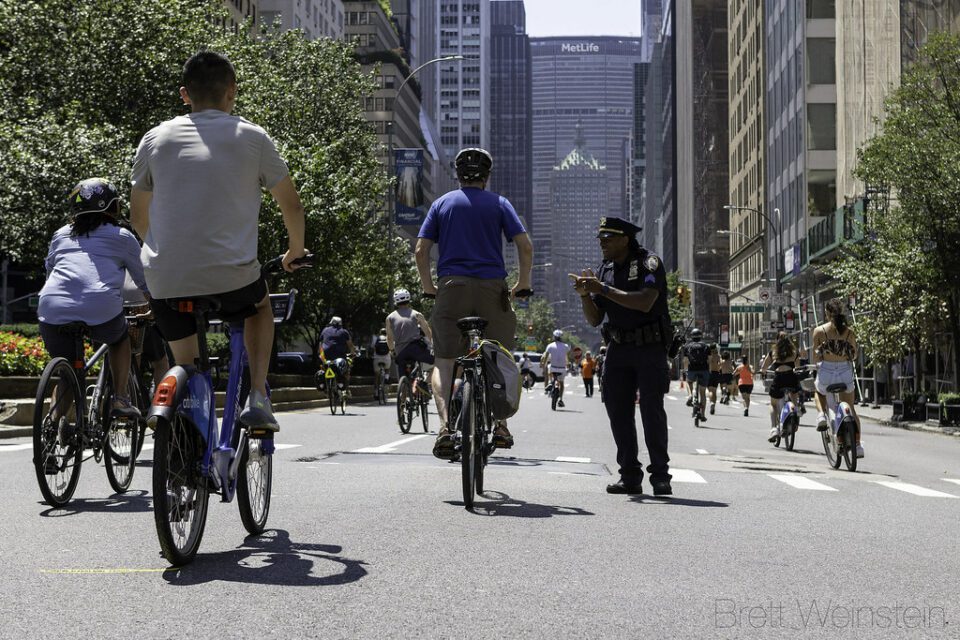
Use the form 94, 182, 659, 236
570, 216, 673, 496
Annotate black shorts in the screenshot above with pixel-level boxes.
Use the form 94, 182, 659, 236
769, 370, 800, 399
720, 373, 734, 385
141, 324, 168, 363
708, 371, 722, 388
40, 313, 128, 361
396, 339, 434, 375
739, 384, 754, 394
150, 276, 268, 342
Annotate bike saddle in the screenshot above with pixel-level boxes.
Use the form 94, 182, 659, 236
167, 296, 222, 315
456, 316, 488, 333
57, 322, 90, 336
826, 383, 848, 393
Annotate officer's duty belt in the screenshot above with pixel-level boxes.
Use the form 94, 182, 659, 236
602, 320, 668, 347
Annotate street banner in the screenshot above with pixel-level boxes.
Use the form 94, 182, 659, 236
394, 148, 426, 226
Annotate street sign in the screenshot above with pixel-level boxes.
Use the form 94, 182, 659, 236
758, 287, 772, 304
769, 320, 785, 330
524, 336, 539, 352
731, 304, 764, 313
772, 293, 790, 307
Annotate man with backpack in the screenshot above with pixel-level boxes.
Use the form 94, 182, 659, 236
682, 328, 711, 421
372, 328, 392, 382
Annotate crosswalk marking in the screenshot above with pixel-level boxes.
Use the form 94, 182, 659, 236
0, 444, 31, 452
768, 474, 837, 491
695, 449, 709, 455
671, 469, 707, 483
943, 479, 960, 487
556, 456, 591, 463
274, 444, 302, 450
874, 481, 959, 498
353, 434, 430, 454
666, 395, 678, 401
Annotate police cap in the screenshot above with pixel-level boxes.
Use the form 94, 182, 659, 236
597, 216, 642, 239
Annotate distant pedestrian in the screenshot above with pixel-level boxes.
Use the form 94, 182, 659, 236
581, 352, 596, 397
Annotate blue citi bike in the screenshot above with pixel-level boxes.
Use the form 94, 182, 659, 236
799, 367, 858, 471
150, 254, 312, 566
765, 372, 801, 451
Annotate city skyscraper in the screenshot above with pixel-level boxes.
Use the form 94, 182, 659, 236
530, 36, 642, 306
489, 0, 532, 235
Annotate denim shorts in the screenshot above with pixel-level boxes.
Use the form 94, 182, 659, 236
816, 361, 854, 394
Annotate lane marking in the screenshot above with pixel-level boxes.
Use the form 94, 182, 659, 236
666, 395, 678, 401
353, 434, 431, 454
874, 481, 958, 498
768, 474, 837, 491
41, 568, 173, 574
671, 469, 707, 483
274, 443, 302, 450
943, 479, 960, 487
556, 456, 591, 463
695, 449, 709, 455
0, 444, 32, 452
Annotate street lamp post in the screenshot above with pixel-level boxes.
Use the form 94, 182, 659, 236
723, 204, 782, 294
387, 55, 465, 232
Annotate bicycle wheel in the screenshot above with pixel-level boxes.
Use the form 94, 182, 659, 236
326, 378, 337, 415
237, 435, 272, 535
33, 358, 84, 507
340, 389, 346, 415
396, 377, 412, 433
841, 419, 857, 472
551, 386, 558, 411
420, 395, 429, 433
153, 414, 209, 566
784, 415, 797, 451
458, 378, 476, 510
103, 367, 142, 494
822, 423, 842, 469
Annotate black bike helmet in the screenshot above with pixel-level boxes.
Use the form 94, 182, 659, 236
690, 328, 703, 340
68, 178, 120, 217
455, 148, 493, 182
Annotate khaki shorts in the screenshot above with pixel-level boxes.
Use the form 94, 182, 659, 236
431, 276, 517, 359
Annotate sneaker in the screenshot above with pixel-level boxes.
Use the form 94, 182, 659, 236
111, 395, 141, 420
816, 414, 829, 432
239, 389, 279, 433
492, 424, 514, 449
743, 409, 749, 417
432, 427, 456, 459
856, 444, 864, 459
698, 411, 706, 422
685, 397, 694, 407
768, 427, 780, 443
709, 404, 715, 415
558, 399, 565, 408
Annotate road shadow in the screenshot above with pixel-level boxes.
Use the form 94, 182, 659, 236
696, 425, 731, 431
38, 490, 152, 517
162, 529, 368, 587
629, 495, 729, 508
554, 409, 584, 414
446, 491, 595, 518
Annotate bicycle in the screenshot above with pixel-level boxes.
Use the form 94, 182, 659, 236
32, 313, 147, 507
317, 357, 349, 415
374, 362, 389, 405
765, 373, 800, 451
396, 361, 430, 434
801, 370, 858, 471
688, 378, 707, 428
150, 254, 312, 566
548, 371, 563, 411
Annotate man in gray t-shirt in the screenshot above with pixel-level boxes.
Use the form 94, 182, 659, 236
130, 50, 308, 432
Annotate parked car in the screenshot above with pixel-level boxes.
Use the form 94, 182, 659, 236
513, 351, 544, 381
274, 351, 313, 375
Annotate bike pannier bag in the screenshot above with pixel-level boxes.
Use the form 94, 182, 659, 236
479, 339, 522, 420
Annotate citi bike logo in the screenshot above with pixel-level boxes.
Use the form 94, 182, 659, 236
561, 42, 600, 53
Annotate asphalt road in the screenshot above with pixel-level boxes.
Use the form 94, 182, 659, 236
1, 375, 958, 639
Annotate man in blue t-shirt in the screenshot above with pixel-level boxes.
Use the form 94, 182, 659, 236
415, 148, 534, 459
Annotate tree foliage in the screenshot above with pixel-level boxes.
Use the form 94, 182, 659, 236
666, 270, 692, 324
515, 297, 559, 353
840, 31, 960, 380
0, 0, 414, 353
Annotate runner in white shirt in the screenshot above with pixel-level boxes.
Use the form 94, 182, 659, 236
542, 330, 571, 408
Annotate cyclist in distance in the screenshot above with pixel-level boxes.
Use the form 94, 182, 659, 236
542, 330, 570, 407
760, 332, 801, 442
321, 316, 355, 390
130, 50, 308, 432
386, 288, 435, 392
415, 148, 533, 459
682, 328, 711, 421
371, 328, 392, 381
38, 178, 150, 418
706, 343, 722, 414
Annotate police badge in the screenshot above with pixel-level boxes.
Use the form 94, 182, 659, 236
645, 255, 660, 272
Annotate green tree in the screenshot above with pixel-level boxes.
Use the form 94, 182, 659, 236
846, 31, 960, 383
515, 298, 559, 353
666, 270, 692, 324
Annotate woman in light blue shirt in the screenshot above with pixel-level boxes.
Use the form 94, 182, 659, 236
38, 179, 150, 417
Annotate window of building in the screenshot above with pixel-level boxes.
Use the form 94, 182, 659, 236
806, 103, 835, 150
806, 0, 835, 19
806, 38, 835, 85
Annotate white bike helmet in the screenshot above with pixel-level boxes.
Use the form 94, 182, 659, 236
553, 329, 563, 339
329, 316, 342, 327
393, 289, 411, 305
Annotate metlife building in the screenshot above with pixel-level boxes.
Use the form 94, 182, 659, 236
530, 37, 642, 301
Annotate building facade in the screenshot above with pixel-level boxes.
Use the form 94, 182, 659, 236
631, 60, 650, 229
726, 0, 766, 362
530, 36, 642, 302
259, 0, 344, 39
223, 0, 259, 32
489, 0, 532, 235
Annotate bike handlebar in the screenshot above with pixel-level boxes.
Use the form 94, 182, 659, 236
262, 253, 315, 276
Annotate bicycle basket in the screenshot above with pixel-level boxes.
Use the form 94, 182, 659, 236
479, 339, 522, 420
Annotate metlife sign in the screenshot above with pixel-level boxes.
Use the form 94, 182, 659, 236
561, 42, 600, 54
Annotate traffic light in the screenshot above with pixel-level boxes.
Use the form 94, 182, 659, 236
676, 285, 691, 306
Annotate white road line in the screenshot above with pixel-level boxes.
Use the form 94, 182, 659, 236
943, 479, 960, 487
353, 434, 430, 454
274, 444, 302, 450
0, 444, 32, 452
556, 456, 591, 463
695, 449, 709, 455
666, 395, 678, 401
768, 474, 837, 491
671, 469, 707, 483
874, 481, 959, 498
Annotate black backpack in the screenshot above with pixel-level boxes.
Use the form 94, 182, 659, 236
685, 341, 710, 370
373, 337, 390, 356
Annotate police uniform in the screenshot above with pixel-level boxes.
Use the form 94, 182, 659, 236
590, 217, 672, 493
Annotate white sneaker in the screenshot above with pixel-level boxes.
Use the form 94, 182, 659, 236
856, 444, 864, 459
768, 427, 780, 442
816, 414, 828, 431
